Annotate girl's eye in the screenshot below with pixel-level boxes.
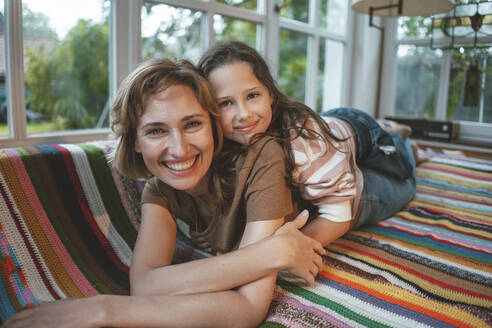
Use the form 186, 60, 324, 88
218, 100, 232, 109
247, 92, 260, 100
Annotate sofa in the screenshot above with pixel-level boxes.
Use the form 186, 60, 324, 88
0, 140, 491, 327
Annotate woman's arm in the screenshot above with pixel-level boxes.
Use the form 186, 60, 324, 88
3, 213, 321, 328
130, 203, 324, 296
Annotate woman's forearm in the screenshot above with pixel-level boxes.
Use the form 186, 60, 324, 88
110, 276, 276, 328
131, 234, 285, 296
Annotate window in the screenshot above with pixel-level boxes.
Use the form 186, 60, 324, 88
2, 0, 351, 147
278, 0, 349, 111
140, 0, 350, 111
213, 15, 258, 48
383, 4, 492, 143
141, 3, 204, 63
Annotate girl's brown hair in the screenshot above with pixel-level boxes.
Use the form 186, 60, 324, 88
111, 58, 223, 181
198, 41, 345, 192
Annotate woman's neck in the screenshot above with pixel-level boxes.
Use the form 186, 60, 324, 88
186, 170, 212, 197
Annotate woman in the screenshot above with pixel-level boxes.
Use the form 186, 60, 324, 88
3, 58, 324, 328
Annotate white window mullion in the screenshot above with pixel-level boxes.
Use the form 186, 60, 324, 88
306, 36, 319, 109
204, 10, 214, 49
305, 0, 320, 109
5, 0, 26, 140
435, 49, 451, 120
264, 0, 280, 79
341, 7, 354, 107
379, 18, 398, 119
110, 0, 142, 103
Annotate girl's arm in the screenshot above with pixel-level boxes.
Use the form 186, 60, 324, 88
130, 203, 324, 297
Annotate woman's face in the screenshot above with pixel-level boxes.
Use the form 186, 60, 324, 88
135, 84, 215, 192
208, 61, 273, 145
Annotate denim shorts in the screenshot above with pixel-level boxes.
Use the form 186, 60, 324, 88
322, 107, 416, 227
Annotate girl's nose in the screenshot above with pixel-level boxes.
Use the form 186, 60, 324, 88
236, 101, 253, 121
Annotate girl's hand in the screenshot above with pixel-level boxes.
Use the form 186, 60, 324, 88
274, 210, 326, 286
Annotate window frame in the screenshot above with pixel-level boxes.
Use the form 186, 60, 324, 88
380, 17, 492, 144
2, 0, 352, 148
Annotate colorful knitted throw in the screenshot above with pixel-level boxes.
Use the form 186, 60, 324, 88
0, 141, 490, 327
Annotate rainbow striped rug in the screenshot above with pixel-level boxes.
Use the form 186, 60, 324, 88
264, 153, 492, 327
0, 142, 491, 327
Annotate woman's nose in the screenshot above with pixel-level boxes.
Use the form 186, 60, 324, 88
168, 131, 188, 157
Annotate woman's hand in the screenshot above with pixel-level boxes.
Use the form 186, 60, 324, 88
2, 297, 105, 328
274, 210, 326, 286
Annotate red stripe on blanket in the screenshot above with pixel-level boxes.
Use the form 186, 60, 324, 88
0, 181, 60, 300
6, 148, 98, 296
375, 222, 492, 255
418, 163, 492, 181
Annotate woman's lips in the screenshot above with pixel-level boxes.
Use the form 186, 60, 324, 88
163, 155, 199, 175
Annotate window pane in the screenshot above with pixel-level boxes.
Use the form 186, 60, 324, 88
1, 0, 7, 136
398, 16, 432, 40
279, 29, 308, 103
394, 45, 442, 118
23, 0, 110, 134
279, 0, 308, 23
447, 48, 492, 123
318, 39, 343, 112
141, 2, 204, 63
321, 0, 348, 35
213, 15, 257, 48
215, 0, 257, 11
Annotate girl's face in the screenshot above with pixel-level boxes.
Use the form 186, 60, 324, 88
208, 61, 273, 145
135, 84, 215, 193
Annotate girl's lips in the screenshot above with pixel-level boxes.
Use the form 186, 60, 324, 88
234, 121, 259, 133
163, 155, 199, 175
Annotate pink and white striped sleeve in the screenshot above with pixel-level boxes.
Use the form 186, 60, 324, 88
290, 118, 356, 222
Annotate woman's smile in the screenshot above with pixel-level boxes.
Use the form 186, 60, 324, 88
163, 155, 199, 174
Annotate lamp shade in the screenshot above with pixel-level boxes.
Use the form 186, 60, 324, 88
352, 0, 454, 17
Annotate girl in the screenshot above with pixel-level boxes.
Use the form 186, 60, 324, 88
3, 58, 324, 328
198, 41, 417, 246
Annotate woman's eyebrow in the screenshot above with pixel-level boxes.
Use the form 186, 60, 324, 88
140, 121, 166, 128
182, 114, 205, 121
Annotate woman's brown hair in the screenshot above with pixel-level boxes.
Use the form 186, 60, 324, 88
110, 58, 223, 181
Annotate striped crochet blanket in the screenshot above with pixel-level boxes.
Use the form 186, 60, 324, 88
0, 142, 491, 327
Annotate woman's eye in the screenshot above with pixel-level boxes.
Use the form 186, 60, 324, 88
145, 128, 165, 136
